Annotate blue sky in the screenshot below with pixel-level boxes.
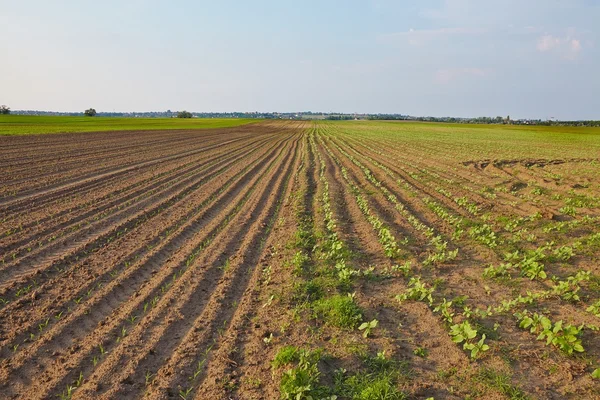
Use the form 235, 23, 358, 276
1, 0, 598, 119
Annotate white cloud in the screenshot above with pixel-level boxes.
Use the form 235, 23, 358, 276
537, 31, 584, 59
570, 39, 582, 53
537, 35, 561, 52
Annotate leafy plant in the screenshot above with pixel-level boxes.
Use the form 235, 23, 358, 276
358, 319, 379, 338
483, 263, 514, 279
433, 298, 454, 324
469, 224, 498, 248
468, 334, 490, 359
519, 258, 546, 280
586, 299, 600, 317
515, 311, 584, 355
390, 262, 411, 276
449, 321, 477, 345
559, 205, 577, 216
449, 321, 489, 359
553, 246, 574, 261
396, 277, 434, 306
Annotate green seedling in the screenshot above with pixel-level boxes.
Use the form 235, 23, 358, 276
358, 319, 378, 338
396, 277, 434, 306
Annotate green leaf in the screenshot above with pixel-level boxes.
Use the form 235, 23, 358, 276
452, 335, 464, 343
470, 347, 479, 358
478, 334, 487, 346
465, 327, 477, 340
540, 317, 552, 330
553, 320, 563, 333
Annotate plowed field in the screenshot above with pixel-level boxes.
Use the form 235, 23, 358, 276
1, 121, 600, 399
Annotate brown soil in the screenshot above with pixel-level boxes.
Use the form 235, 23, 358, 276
1, 121, 599, 400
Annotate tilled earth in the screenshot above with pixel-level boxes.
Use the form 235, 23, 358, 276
1, 121, 599, 399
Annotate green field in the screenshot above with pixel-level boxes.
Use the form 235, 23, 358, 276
322, 120, 600, 159
0, 115, 259, 136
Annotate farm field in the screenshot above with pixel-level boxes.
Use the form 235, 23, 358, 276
1, 120, 600, 399
0, 115, 258, 136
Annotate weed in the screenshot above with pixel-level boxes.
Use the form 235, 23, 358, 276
273, 346, 301, 368
413, 347, 428, 358
178, 387, 193, 399
277, 349, 327, 400
263, 333, 274, 345
334, 351, 408, 400
476, 368, 531, 400
313, 294, 362, 329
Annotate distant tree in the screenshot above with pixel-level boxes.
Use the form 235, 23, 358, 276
177, 110, 193, 118
0, 105, 10, 115
84, 108, 97, 117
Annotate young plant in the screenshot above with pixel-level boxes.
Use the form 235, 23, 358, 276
358, 319, 378, 338
449, 321, 477, 346
396, 277, 434, 306
433, 298, 455, 324
483, 263, 514, 279
449, 321, 489, 359
468, 334, 490, 359
587, 299, 600, 317
515, 311, 584, 355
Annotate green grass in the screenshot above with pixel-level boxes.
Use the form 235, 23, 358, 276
313, 294, 363, 329
475, 368, 531, 400
272, 346, 302, 368
0, 115, 259, 135
322, 120, 600, 160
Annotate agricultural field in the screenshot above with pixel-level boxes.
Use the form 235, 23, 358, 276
0, 115, 258, 136
1, 120, 600, 399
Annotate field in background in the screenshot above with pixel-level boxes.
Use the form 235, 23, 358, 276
1, 120, 599, 399
0, 115, 258, 135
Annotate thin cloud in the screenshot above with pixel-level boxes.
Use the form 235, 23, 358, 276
537, 31, 584, 59
537, 35, 561, 52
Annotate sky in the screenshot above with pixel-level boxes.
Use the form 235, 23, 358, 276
1, 0, 599, 119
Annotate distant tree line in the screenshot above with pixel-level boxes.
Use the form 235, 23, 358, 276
177, 110, 193, 118
0, 105, 10, 115
367, 114, 411, 120
409, 116, 600, 127
5, 108, 600, 126
326, 115, 354, 120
